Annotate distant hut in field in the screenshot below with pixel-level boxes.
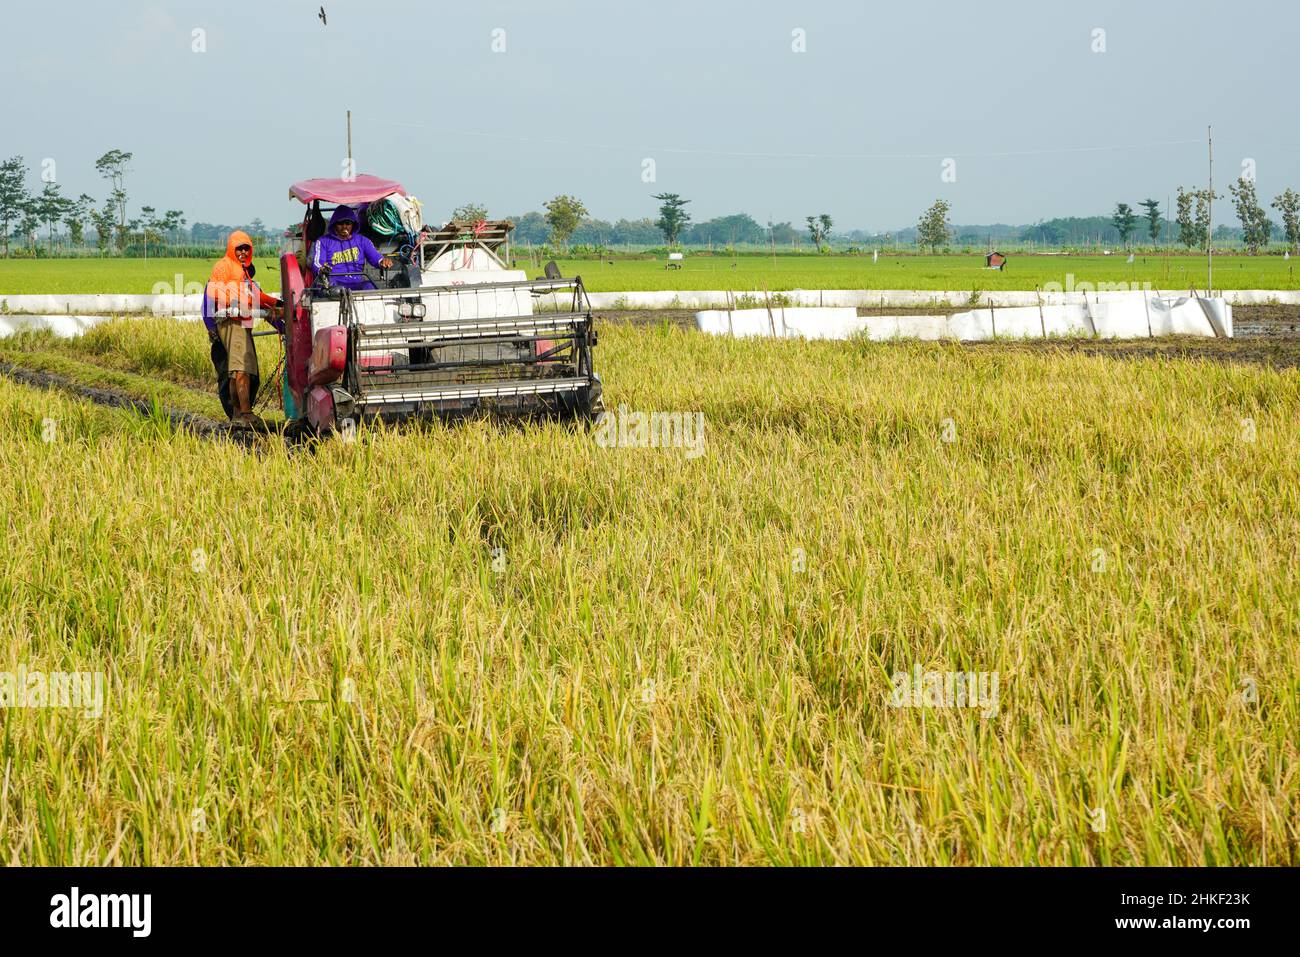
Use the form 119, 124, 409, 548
986, 251, 1007, 270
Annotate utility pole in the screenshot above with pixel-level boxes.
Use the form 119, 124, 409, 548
1170, 189, 1180, 280
347, 110, 353, 168
1206, 125, 1213, 296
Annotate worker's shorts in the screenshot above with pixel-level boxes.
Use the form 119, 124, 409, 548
218, 320, 258, 377
209, 332, 259, 419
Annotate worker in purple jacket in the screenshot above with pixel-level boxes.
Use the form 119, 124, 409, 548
309, 205, 393, 290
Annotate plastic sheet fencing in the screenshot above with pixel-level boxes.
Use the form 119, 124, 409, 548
0, 293, 1234, 342
0, 289, 1287, 317
694, 307, 866, 339
696, 294, 1232, 342
0, 314, 116, 339
589, 289, 1290, 311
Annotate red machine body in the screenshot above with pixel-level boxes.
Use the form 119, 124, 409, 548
308, 326, 347, 387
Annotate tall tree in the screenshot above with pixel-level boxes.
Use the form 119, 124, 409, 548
768, 220, 799, 245
0, 155, 29, 258
1176, 186, 1217, 251
161, 209, 186, 244
1194, 188, 1217, 252
34, 182, 72, 253
1138, 198, 1162, 244
652, 193, 691, 245
684, 213, 765, 246
451, 202, 488, 222
1228, 177, 1271, 254
915, 199, 952, 253
63, 193, 96, 248
16, 196, 41, 251
805, 213, 833, 247
1175, 187, 1197, 248
543, 194, 587, 248
94, 149, 133, 246
1272, 188, 1300, 253
89, 201, 116, 252
1111, 202, 1138, 247
138, 205, 159, 258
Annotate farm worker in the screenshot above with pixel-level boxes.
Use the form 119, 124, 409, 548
206, 230, 283, 429
309, 205, 393, 291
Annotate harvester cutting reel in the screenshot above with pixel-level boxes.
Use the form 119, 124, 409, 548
288, 273, 603, 433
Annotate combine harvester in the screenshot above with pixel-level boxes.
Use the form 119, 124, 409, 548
278, 175, 602, 434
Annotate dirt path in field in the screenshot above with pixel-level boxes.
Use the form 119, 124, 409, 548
962, 337, 1300, 370
0, 360, 263, 447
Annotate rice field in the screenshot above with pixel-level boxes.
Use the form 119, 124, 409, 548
2, 253, 1298, 296
0, 318, 1296, 865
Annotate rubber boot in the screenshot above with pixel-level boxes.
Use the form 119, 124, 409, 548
230, 372, 255, 430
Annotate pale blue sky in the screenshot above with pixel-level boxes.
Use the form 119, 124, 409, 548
2, 0, 1296, 229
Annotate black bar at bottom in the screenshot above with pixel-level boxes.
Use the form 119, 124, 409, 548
0, 866, 1284, 944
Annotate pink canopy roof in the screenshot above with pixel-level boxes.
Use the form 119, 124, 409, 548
288, 174, 406, 205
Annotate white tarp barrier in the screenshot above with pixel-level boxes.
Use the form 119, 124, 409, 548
695, 307, 867, 339
698, 294, 1232, 341
0, 293, 204, 315
857, 314, 951, 341
0, 314, 115, 339
590, 288, 1292, 311
0, 289, 1287, 315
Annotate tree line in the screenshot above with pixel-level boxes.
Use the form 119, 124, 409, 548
0, 151, 191, 258
1108, 182, 1300, 254
447, 194, 828, 250
5, 149, 1298, 258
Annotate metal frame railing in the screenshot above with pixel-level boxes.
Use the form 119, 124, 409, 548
326, 277, 596, 411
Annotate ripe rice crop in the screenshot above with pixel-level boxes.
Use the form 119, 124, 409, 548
0, 319, 1296, 864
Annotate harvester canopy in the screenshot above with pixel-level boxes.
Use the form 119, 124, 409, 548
288, 175, 406, 205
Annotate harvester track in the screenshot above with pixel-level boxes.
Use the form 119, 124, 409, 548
0, 360, 262, 448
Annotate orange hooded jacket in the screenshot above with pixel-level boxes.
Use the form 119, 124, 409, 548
207, 231, 278, 316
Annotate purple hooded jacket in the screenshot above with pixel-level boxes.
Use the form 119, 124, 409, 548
309, 205, 385, 290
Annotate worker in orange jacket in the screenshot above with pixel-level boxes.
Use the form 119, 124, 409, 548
207, 230, 282, 429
